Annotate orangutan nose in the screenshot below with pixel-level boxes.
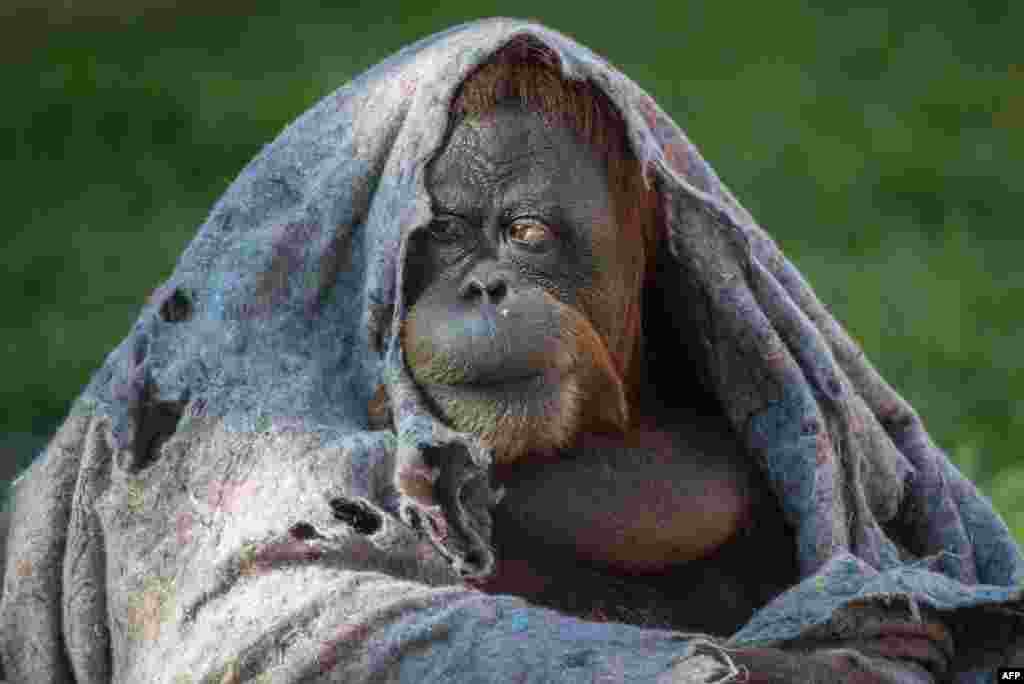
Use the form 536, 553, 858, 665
460, 271, 509, 305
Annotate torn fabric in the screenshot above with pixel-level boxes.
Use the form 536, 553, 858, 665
2, 17, 1021, 684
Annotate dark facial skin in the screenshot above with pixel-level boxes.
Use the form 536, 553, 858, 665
403, 102, 636, 464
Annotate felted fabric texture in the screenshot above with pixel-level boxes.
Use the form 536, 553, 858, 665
2, 17, 1021, 684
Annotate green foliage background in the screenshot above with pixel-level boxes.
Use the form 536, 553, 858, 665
3, 2, 1022, 541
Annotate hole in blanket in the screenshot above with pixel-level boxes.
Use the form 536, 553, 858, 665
159, 287, 193, 323
329, 497, 382, 535
289, 522, 324, 540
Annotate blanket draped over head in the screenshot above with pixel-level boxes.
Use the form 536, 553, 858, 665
2, 18, 1021, 684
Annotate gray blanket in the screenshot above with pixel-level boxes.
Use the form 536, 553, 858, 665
2, 18, 1021, 683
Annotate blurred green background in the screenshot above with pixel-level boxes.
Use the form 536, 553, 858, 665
2, 2, 1021, 541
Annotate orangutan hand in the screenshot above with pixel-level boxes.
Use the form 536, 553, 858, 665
727, 613, 952, 684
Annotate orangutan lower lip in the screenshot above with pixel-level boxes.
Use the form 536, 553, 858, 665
427, 371, 562, 406
461, 363, 570, 392
458, 372, 544, 388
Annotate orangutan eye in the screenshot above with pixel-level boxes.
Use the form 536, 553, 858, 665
427, 215, 465, 243
508, 220, 552, 249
